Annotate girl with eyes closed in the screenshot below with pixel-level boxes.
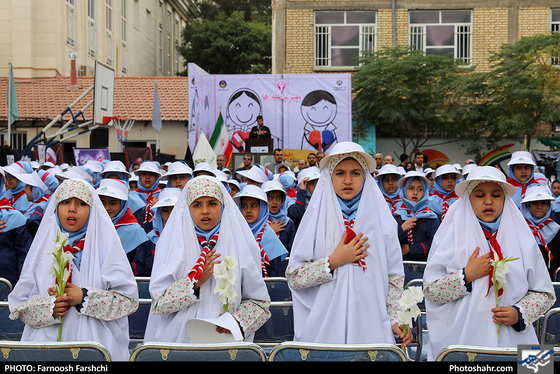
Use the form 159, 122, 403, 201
423, 166, 555, 361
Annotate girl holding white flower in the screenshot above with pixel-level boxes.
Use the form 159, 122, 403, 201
286, 142, 411, 346
424, 166, 555, 361
144, 176, 271, 343
8, 179, 139, 361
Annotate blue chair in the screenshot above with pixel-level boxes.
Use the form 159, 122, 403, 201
0, 341, 111, 361
0, 278, 12, 301
436, 345, 534, 362
264, 277, 291, 301
540, 307, 560, 345
135, 276, 151, 299
128, 298, 151, 345
268, 342, 407, 362
0, 301, 25, 341
254, 301, 293, 353
403, 261, 426, 287
130, 342, 267, 361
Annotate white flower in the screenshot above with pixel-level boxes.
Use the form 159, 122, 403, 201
213, 255, 238, 313
408, 286, 424, 303
223, 256, 238, 270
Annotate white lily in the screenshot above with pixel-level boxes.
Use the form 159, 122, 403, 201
490, 255, 519, 339
213, 255, 238, 313
396, 286, 424, 349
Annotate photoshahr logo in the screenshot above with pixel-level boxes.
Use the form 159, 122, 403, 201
277, 79, 286, 92
518, 345, 554, 374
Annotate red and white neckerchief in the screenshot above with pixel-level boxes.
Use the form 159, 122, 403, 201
526, 218, 554, 267
188, 233, 219, 283
255, 224, 270, 277
9, 190, 25, 205
135, 188, 160, 223
342, 216, 367, 272
114, 208, 139, 229
62, 235, 86, 284
506, 177, 538, 198
432, 190, 458, 220
384, 195, 401, 214
403, 207, 432, 244
0, 198, 15, 210
483, 229, 504, 298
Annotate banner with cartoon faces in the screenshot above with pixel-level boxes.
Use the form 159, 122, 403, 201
188, 63, 352, 153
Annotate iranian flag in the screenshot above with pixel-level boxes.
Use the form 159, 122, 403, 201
209, 111, 234, 164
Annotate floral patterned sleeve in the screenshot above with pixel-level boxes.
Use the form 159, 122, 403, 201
424, 269, 469, 304
387, 274, 404, 324
515, 290, 556, 328
79, 287, 138, 321
233, 299, 271, 337
285, 257, 333, 290
9, 296, 58, 329
151, 276, 198, 315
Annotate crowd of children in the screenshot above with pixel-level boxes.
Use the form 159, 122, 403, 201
1, 145, 558, 360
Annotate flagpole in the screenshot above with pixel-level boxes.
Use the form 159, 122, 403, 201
7, 63, 12, 147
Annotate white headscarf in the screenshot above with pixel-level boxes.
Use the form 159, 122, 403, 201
143, 176, 270, 343
287, 143, 403, 344
8, 179, 138, 361
424, 167, 554, 361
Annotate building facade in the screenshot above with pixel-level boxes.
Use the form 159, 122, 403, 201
273, 0, 560, 74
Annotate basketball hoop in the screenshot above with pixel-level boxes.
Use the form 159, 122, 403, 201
109, 117, 135, 143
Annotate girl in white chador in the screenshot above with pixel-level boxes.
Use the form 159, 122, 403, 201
8, 179, 139, 361
286, 141, 411, 345
424, 166, 555, 361
144, 176, 271, 343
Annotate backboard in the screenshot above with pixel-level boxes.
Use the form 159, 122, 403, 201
93, 61, 115, 126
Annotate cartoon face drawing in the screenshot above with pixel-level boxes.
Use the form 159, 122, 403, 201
226, 89, 262, 133
300, 90, 339, 152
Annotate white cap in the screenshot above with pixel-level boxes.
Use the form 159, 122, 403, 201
237, 165, 270, 184
151, 187, 182, 210
319, 141, 376, 173
160, 161, 193, 181
16, 171, 48, 192
397, 170, 431, 189
507, 151, 536, 166
262, 180, 286, 195
100, 160, 131, 178
96, 179, 129, 201
213, 168, 229, 183
435, 164, 462, 178
521, 185, 555, 204
297, 166, 321, 184
455, 166, 516, 197
84, 160, 104, 173
233, 184, 268, 206
68, 166, 93, 181
2, 162, 27, 177
134, 161, 162, 176
374, 164, 402, 180
193, 162, 216, 177
462, 163, 477, 177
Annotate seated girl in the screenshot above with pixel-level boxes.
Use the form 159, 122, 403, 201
144, 176, 271, 343
262, 180, 296, 253
423, 166, 555, 361
8, 178, 139, 361
234, 185, 289, 277
428, 164, 462, 221
506, 151, 540, 208
520, 185, 560, 279
147, 187, 182, 245
285, 141, 411, 345
375, 164, 402, 214
394, 171, 441, 261
97, 179, 155, 276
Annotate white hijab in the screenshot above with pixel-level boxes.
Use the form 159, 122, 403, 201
143, 176, 270, 343
8, 179, 138, 361
424, 167, 554, 361
288, 147, 404, 344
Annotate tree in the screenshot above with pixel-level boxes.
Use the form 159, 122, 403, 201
481, 33, 560, 151
178, 11, 271, 75
352, 46, 469, 156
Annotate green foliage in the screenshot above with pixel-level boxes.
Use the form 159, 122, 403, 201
352, 46, 470, 155
179, 11, 271, 75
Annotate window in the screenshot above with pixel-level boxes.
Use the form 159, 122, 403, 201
552, 9, 560, 66
158, 3, 163, 71
122, 1, 128, 74
1, 133, 27, 151
314, 11, 377, 68
146, 9, 151, 39
408, 10, 472, 64
88, 0, 96, 58
175, 19, 180, 73
106, 0, 113, 66
66, 0, 76, 47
